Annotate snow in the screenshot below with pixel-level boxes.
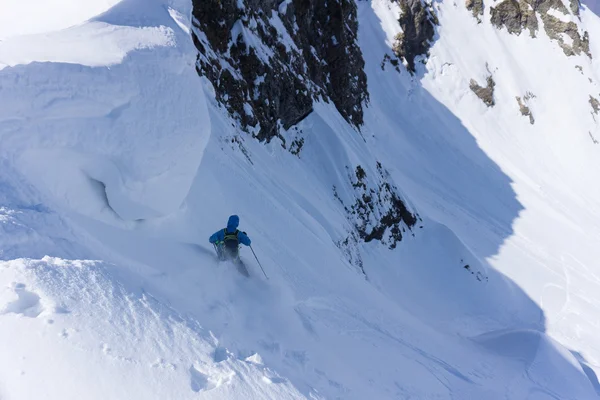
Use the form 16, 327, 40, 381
370, 0, 402, 47
243, 102, 254, 116
0, 0, 122, 40
413, 0, 600, 368
0, 0, 210, 220
547, 7, 576, 22
269, 11, 300, 52
279, 0, 293, 15
168, 7, 191, 35
0, 256, 307, 399
0, 23, 175, 70
1, 0, 600, 399
230, 19, 275, 63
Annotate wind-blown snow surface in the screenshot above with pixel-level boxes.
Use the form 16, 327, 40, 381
1, 0, 600, 399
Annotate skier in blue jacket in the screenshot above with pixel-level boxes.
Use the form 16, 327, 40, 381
209, 215, 251, 261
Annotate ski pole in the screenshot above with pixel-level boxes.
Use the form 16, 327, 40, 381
250, 245, 269, 280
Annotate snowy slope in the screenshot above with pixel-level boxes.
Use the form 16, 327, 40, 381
1, 0, 600, 399
362, 0, 600, 392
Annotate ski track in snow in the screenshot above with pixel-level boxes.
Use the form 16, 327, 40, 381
0, 0, 600, 399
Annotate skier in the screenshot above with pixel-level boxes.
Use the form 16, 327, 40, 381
209, 215, 251, 263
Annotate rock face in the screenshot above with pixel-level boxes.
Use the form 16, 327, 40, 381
490, 0, 538, 37
490, 0, 590, 57
392, 0, 438, 73
191, 0, 368, 141
466, 0, 484, 21
543, 15, 590, 57
590, 95, 600, 116
339, 163, 418, 250
470, 75, 496, 107
570, 0, 581, 15
335, 162, 419, 275
516, 94, 535, 124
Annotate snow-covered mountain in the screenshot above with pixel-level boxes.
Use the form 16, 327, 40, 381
1, 0, 600, 398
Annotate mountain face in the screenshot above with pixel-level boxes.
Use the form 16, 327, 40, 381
490, 0, 590, 56
2, 0, 600, 399
191, 0, 368, 141
191, 0, 420, 267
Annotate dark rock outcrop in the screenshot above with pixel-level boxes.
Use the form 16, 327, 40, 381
464, 264, 489, 282
381, 53, 402, 72
490, 0, 537, 37
339, 163, 418, 250
470, 75, 496, 107
392, 0, 438, 73
192, 0, 368, 141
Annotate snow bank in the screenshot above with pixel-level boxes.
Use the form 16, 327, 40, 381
0, 0, 122, 39
0, 256, 306, 400
0, 0, 211, 222
0, 23, 175, 69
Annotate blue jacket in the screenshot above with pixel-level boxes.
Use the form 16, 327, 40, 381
209, 215, 251, 246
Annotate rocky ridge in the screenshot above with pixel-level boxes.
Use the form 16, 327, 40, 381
190, 0, 598, 258
191, 0, 368, 142
392, 0, 439, 73
490, 0, 590, 57
335, 163, 419, 274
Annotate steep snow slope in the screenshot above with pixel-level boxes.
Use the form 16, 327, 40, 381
363, 0, 600, 393
1, 0, 599, 400
362, 0, 600, 391
416, 0, 600, 376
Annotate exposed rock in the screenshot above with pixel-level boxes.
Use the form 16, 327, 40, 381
490, 0, 590, 57
490, 0, 537, 37
470, 75, 496, 107
289, 137, 304, 157
536, 0, 570, 14
381, 54, 402, 72
589, 131, 599, 144
570, 0, 581, 15
192, 0, 368, 142
516, 95, 535, 124
542, 15, 590, 57
336, 232, 367, 276
392, 0, 438, 73
466, 0, 484, 22
464, 264, 489, 282
224, 135, 254, 165
590, 95, 600, 115
339, 163, 418, 251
